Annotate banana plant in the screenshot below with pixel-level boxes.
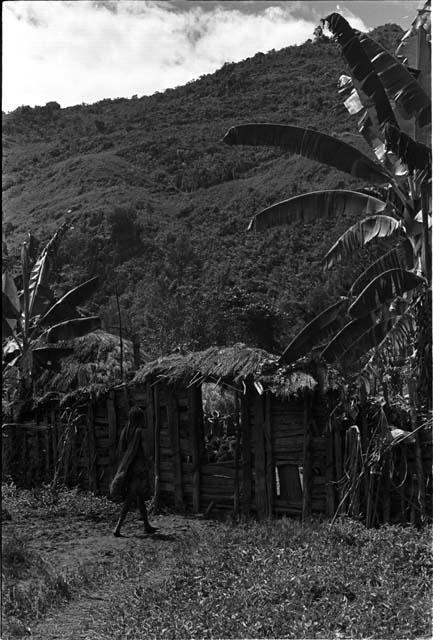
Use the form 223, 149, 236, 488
2, 224, 101, 401
222, 4, 431, 396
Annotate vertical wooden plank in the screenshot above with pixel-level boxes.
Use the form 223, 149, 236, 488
240, 390, 252, 517
253, 393, 267, 519
325, 423, 335, 518
399, 445, 407, 522
302, 393, 313, 521
87, 403, 98, 492
146, 383, 155, 461
51, 409, 58, 480
62, 422, 72, 486
23, 427, 30, 487
359, 383, 370, 517
2, 425, 13, 481
188, 386, 201, 513
264, 393, 273, 518
70, 421, 78, 486
167, 386, 184, 512
382, 455, 391, 524
153, 383, 161, 510
44, 413, 52, 482
107, 391, 118, 481
408, 379, 426, 523
333, 420, 343, 509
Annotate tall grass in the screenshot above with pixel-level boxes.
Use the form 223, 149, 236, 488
94, 517, 432, 640
2, 480, 118, 520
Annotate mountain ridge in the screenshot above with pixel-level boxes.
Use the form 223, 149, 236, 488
2, 23, 404, 357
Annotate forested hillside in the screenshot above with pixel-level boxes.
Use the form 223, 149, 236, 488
2, 23, 404, 358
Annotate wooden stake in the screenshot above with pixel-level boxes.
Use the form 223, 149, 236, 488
408, 379, 427, 523
264, 392, 273, 518
87, 403, 98, 492
107, 391, 117, 481
188, 385, 201, 513
240, 390, 252, 517
302, 393, 313, 521
167, 387, 184, 512
153, 383, 161, 511
333, 420, 343, 509
325, 422, 335, 517
146, 383, 155, 460
382, 455, 391, 524
253, 393, 267, 519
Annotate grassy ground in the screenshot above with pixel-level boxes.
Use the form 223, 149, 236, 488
91, 517, 433, 640
1, 483, 119, 637
2, 484, 432, 639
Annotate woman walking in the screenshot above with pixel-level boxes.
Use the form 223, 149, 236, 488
110, 406, 157, 537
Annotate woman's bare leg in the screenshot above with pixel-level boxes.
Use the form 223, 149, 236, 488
113, 494, 133, 536
137, 493, 157, 534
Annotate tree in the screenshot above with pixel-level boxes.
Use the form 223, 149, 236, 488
2, 223, 101, 411
223, 5, 431, 403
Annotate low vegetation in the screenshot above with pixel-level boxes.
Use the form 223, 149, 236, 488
2, 485, 431, 638
95, 517, 431, 639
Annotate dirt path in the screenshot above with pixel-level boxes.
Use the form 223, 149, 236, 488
2, 510, 205, 639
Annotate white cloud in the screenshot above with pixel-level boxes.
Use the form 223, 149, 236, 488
3, 0, 321, 112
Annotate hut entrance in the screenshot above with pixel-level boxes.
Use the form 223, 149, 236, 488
201, 383, 239, 464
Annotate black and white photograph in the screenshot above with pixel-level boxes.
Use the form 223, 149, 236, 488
2, 1, 432, 638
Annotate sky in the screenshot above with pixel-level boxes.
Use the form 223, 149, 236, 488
2, 0, 422, 113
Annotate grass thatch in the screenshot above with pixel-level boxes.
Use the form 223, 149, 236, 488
134, 343, 277, 384
133, 343, 321, 398
36, 330, 143, 403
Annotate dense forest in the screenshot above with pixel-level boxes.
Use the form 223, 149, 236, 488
2, 23, 405, 358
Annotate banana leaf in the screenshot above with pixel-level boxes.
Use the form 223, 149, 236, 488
369, 311, 417, 364
324, 214, 403, 270
349, 240, 414, 296
321, 314, 394, 363
2, 337, 21, 363
2, 292, 20, 320
383, 123, 432, 173
46, 316, 101, 343
279, 298, 348, 365
358, 30, 431, 127
324, 13, 399, 128
248, 189, 386, 231
348, 268, 424, 318
2, 316, 15, 340
40, 276, 99, 326
28, 223, 68, 319
222, 124, 390, 184
338, 75, 408, 177
2, 271, 20, 315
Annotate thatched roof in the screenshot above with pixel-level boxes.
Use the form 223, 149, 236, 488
36, 330, 143, 404
133, 343, 319, 398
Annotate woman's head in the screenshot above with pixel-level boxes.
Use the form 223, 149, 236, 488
128, 406, 146, 429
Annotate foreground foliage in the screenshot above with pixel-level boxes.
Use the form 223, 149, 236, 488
95, 517, 432, 640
